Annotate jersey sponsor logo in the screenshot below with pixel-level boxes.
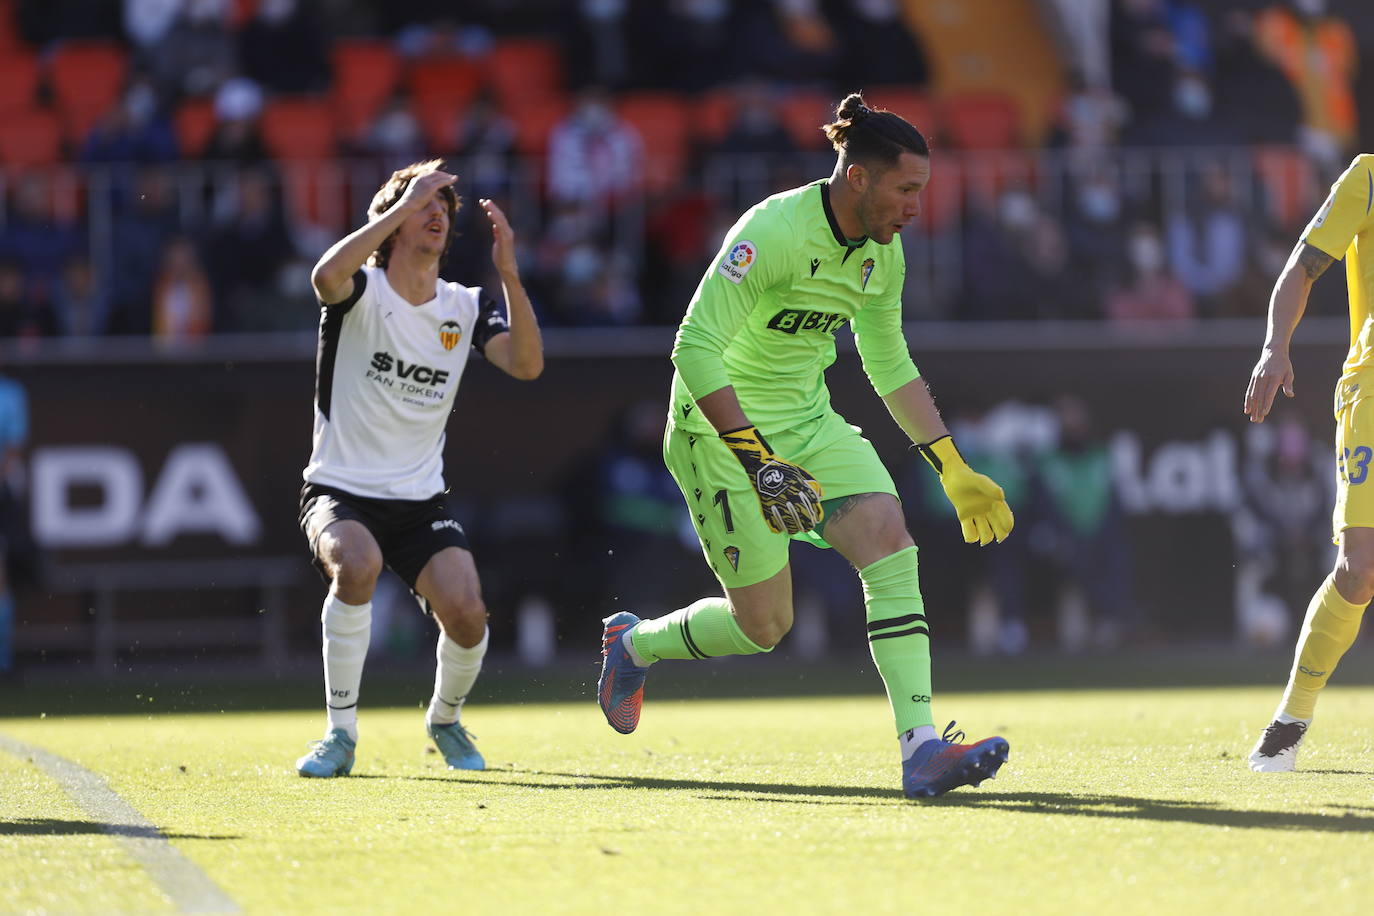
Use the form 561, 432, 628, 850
431, 519, 465, 533
861, 257, 875, 289
367, 351, 451, 398
724, 545, 740, 571
718, 239, 757, 284
766, 308, 848, 335
1312, 191, 1336, 227
439, 320, 463, 351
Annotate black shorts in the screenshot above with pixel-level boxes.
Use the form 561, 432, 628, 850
298, 483, 471, 589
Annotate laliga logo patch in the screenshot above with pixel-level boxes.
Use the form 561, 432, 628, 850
861, 257, 875, 290
724, 546, 741, 572
757, 465, 786, 496
718, 239, 757, 285
439, 320, 463, 351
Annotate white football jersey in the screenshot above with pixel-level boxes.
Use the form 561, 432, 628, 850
303, 265, 508, 499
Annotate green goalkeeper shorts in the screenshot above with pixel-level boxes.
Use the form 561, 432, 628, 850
663, 410, 898, 589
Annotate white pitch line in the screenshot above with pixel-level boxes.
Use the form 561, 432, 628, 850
0, 734, 240, 914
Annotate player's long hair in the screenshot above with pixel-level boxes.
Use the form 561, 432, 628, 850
822, 93, 929, 170
367, 159, 461, 269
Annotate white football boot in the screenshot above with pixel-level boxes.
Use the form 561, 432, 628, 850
1247, 718, 1309, 772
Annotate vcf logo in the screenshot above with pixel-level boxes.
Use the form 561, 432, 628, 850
439, 320, 463, 351
757, 465, 786, 496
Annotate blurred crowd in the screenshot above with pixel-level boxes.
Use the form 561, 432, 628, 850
0, 0, 1365, 342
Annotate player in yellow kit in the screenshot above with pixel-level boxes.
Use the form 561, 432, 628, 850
1244, 153, 1374, 771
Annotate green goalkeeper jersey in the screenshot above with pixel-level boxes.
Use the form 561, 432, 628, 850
669, 180, 919, 436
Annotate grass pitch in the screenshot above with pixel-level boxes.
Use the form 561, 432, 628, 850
2, 660, 1373, 915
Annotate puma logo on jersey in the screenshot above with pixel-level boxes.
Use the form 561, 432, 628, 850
369, 351, 451, 386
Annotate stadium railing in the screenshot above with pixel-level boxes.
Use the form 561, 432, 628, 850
24, 557, 308, 674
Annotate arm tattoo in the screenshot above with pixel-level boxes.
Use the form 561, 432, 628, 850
1297, 243, 1335, 280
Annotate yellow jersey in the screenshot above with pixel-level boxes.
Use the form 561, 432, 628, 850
1305, 153, 1374, 393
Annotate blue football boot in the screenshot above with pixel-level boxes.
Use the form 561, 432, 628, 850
296, 728, 356, 778
428, 721, 485, 770
598, 611, 648, 734
903, 721, 1009, 799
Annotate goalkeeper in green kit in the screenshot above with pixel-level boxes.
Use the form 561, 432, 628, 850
597, 93, 1015, 799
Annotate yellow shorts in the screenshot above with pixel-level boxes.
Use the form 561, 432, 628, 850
1333, 391, 1374, 541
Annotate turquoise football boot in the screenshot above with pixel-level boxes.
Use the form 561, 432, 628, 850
296, 728, 356, 778
428, 721, 485, 770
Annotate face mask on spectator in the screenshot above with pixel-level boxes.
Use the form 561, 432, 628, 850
125, 84, 157, 124
1173, 77, 1212, 118
1078, 184, 1121, 223
1130, 234, 1165, 273
998, 191, 1037, 230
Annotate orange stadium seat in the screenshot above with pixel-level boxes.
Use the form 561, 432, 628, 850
862, 86, 939, 141
260, 98, 337, 160
412, 98, 457, 153
174, 98, 217, 157
616, 92, 691, 193
511, 94, 570, 157
692, 87, 737, 146
960, 150, 1040, 210
407, 56, 483, 110
0, 50, 39, 112
941, 91, 1022, 150
47, 41, 127, 119
331, 39, 401, 138
916, 155, 963, 233
0, 108, 62, 168
0, 0, 21, 50
485, 38, 563, 107
1254, 145, 1318, 229
777, 89, 834, 150
278, 161, 348, 232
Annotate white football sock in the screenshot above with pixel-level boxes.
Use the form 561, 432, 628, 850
427, 627, 489, 726
322, 593, 371, 741
899, 725, 939, 759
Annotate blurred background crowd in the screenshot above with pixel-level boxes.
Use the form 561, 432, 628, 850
1, 0, 1369, 671
0, 0, 1369, 341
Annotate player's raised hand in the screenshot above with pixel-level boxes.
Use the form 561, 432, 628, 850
480, 198, 518, 276
917, 436, 1014, 546
720, 426, 824, 535
396, 170, 458, 214
1244, 347, 1295, 423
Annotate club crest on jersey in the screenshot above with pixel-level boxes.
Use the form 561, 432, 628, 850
861, 257, 875, 290
439, 320, 463, 351
724, 545, 740, 572
719, 240, 757, 284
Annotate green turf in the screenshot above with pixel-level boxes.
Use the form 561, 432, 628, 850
2, 680, 1373, 914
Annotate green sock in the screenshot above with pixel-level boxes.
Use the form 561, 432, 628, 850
1280, 573, 1367, 720
628, 597, 770, 662
861, 546, 934, 735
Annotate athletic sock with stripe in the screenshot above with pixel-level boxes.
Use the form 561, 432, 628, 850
627, 597, 770, 662
322, 593, 371, 742
861, 546, 935, 739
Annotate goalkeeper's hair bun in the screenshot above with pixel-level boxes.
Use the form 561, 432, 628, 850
821, 91, 929, 168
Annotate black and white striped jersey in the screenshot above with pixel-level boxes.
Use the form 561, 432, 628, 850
303, 265, 508, 499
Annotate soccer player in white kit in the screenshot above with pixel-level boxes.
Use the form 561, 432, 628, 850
294, 160, 543, 777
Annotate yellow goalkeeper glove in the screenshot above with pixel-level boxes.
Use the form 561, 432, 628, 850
720, 425, 824, 535
916, 435, 1014, 546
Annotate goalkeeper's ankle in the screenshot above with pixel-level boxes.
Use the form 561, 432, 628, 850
625, 627, 652, 667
